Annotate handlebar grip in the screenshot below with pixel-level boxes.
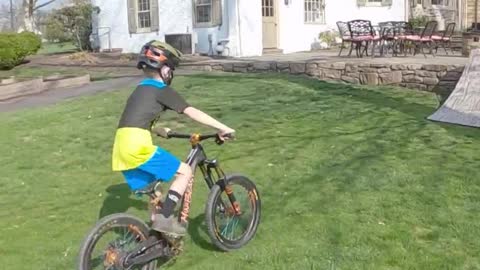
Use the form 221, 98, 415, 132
152, 126, 171, 138
215, 136, 224, 145
215, 133, 235, 145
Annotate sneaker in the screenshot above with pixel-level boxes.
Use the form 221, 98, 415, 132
152, 214, 187, 236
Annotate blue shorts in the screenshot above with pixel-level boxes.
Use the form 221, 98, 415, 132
121, 146, 181, 191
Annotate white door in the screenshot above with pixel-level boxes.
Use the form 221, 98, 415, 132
262, 0, 278, 49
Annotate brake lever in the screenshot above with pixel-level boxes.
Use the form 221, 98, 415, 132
215, 136, 224, 145
215, 133, 235, 145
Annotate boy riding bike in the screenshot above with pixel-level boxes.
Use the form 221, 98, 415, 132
111, 40, 235, 237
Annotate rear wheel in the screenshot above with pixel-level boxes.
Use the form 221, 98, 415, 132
205, 174, 261, 251
77, 213, 157, 270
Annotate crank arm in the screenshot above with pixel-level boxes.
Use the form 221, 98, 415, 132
122, 236, 166, 267
124, 242, 171, 268
128, 235, 159, 256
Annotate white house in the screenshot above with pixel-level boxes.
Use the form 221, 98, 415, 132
91, 0, 409, 57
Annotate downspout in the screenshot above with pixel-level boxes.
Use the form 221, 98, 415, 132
236, 0, 243, 56
217, 0, 231, 56
476, 0, 478, 30
224, 0, 229, 39
405, 0, 408, 22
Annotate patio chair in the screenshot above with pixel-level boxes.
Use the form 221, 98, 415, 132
392, 21, 414, 54
336, 21, 353, 56
347, 19, 379, 58
403, 20, 438, 58
432, 22, 456, 55
373, 21, 397, 57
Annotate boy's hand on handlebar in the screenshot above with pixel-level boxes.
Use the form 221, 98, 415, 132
218, 128, 235, 141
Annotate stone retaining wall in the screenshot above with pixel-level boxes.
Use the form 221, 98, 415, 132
183, 61, 465, 95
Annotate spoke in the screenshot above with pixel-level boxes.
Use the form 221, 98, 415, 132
221, 215, 232, 237
229, 217, 239, 240
124, 231, 136, 248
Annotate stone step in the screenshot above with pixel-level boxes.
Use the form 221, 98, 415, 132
263, 48, 283, 55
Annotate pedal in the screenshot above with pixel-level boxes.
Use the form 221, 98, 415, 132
162, 233, 182, 243
162, 233, 184, 256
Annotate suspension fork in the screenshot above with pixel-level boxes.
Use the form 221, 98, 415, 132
206, 160, 242, 215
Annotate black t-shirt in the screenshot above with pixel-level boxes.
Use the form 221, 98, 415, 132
118, 83, 190, 130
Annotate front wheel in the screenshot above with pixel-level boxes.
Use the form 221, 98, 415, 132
77, 213, 157, 270
205, 174, 261, 251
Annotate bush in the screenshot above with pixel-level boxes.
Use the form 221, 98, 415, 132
44, 17, 72, 43
0, 32, 42, 70
319, 30, 339, 47
409, 16, 430, 29
18, 32, 42, 55
44, 3, 96, 51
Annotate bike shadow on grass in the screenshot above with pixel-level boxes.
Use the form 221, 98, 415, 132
98, 183, 149, 219
187, 214, 219, 252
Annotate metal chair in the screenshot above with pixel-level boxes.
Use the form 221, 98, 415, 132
347, 19, 377, 58
336, 21, 353, 56
432, 22, 456, 55
404, 20, 438, 57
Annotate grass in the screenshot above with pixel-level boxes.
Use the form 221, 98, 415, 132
0, 66, 85, 79
37, 42, 79, 55
1, 73, 479, 270
0, 66, 135, 82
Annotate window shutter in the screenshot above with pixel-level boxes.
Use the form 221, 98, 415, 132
150, 0, 159, 31
382, 0, 392, 6
357, 0, 367, 7
212, 0, 222, 26
127, 0, 137, 33
192, 0, 198, 27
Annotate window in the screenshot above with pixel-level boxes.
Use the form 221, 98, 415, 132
366, 0, 382, 6
193, 0, 222, 27
137, 0, 151, 29
127, 0, 159, 34
262, 0, 274, 17
357, 0, 392, 7
304, 0, 325, 24
196, 0, 212, 23
431, 0, 448, 5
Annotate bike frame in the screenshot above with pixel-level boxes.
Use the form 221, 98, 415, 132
176, 134, 239, 225
118, 134, 242, 269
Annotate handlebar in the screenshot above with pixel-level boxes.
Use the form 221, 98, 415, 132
152, 127, 234, 145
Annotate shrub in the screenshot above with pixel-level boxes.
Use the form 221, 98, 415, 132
0, 32, 42, 70
409, 16, 430, 29
18, 31, 42, 55
44, 16, 72, 43
44, 3, 96, 51
319, 30, 339, 47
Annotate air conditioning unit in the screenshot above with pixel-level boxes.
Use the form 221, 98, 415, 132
165, 34, 193, 54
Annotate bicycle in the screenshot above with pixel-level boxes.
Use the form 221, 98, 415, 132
77, 127, 261, 270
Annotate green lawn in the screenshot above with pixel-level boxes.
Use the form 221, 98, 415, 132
0, 66, 86, 79
1, 74, 479, 270
0, 66, 134, 82
37, 42, 78, 55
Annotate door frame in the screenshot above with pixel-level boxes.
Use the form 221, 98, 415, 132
262, 0, 280, 50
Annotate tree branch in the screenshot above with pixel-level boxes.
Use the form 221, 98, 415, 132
33, 0, 56, 11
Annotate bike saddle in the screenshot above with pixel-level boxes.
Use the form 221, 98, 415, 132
134, 181, 161, 196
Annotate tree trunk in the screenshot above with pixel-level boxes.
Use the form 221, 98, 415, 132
22, 0, 35, 32
21, 0, 57, 33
